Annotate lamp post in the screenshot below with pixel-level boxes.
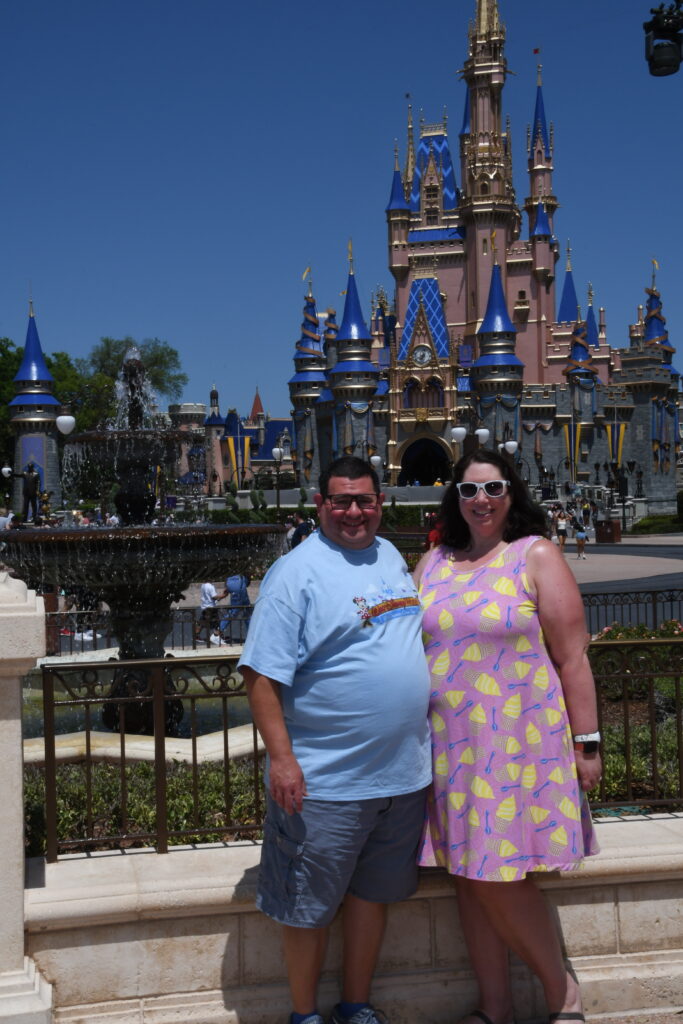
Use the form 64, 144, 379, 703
369, 453, 383, 481
272, 445, 283, 521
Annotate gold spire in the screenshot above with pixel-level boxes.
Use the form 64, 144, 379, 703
476, 0, 500, 36
537, 63, 543, 86
348, 238, 354, 274
404, 99, 415, 192
565, 240, 572, 272
651, 257, 659, 287
587, 282, 594, 306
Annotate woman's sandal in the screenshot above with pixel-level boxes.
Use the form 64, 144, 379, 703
459, 1013, 515, 1024
549, 1014, 585, 1023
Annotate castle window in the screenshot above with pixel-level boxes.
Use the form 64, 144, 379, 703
403, 379, 420, 409
482, 238, 488, 256
423, 377, 444, 408
518, 290, 526, 301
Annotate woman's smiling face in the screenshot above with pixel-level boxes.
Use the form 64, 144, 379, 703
458, 460, 512, 541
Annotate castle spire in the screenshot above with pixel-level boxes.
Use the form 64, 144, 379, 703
557, 242, 579, 324
404, 101, 415, 193
586, 284, 600, 349
530, 64, 551, 159
386, 144, 409, 211
475, 0, 501, 36
564, 318, 596, 378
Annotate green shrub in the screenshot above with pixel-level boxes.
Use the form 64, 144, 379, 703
24, 757, 265, 856
630, 514, 682, 535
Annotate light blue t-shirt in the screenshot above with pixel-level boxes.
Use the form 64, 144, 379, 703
239, 529, 431, 800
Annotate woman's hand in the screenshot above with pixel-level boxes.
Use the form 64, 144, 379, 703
574, 749, 602, 792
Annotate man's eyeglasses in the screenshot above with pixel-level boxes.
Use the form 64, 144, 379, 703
325, 493, 379, 511
455, 479, 509, 500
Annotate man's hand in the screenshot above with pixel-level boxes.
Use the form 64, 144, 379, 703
269, 752, 307, 814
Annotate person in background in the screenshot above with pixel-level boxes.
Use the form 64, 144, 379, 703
414, 449, 600, 1024
290, 510, 312, 548
220, 573, 252, 642
239, 455, 431, 1024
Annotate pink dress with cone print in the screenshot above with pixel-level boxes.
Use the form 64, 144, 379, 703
418, 536, 598, 881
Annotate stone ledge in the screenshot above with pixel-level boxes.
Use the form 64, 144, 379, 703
25, 815, 683, 932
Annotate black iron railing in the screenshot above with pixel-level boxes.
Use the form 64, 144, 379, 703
29, 653, 263, 861
582, 589, 683, 634
45, 605, 253, 656
24, 638, 683, 860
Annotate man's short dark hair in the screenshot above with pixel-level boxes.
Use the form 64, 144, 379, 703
318, 456, 380, 498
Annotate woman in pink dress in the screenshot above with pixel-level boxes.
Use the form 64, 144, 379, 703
414, 449, 601, 1024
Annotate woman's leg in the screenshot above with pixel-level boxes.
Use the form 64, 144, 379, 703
454, 877, 514, 1024
465, 876, 582, 1018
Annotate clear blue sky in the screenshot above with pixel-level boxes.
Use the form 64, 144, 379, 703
1, 0, 680, 419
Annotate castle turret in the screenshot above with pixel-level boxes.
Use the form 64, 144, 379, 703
470, 259, 524, 415
525, 65, 558, 230
386, 146, 410, 286
557, 243, 579, 324
8, 302, 62, 514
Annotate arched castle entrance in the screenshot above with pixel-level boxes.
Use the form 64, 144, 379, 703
398, 437, 451, 486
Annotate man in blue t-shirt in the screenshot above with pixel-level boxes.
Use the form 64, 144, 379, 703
239, 456, 430, 1024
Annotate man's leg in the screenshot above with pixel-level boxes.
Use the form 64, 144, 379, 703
340, 893, 387, 1004
283, 924, 329, 1015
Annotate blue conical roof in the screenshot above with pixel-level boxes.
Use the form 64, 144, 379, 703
294, 290, 324, 360
564, 320, 596, 377
586, 302, 599, 348
558, 266, 579, 324
478, 263, 516, 335
460, 88, 470, 136
386, 165, 409, 211
337, 271, 372, 341
532, 79, 551, 159
14, 309, 54, 383
644, 285, 671, 359
531, 201, 551, 238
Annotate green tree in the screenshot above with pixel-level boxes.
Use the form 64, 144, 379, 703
0, 338, 21, 464
84, 337, 188, 401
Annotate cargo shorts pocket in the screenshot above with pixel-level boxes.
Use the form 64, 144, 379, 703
260, 819, 305, 901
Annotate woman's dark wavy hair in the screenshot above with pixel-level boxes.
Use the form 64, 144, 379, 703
439, 448, 549, 550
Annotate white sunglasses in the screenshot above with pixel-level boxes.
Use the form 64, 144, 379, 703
455, 479, 509, 500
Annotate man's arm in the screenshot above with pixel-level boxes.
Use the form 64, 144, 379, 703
241, 665, 307, 814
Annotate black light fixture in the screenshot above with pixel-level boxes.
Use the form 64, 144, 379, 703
644, 0, 683, 76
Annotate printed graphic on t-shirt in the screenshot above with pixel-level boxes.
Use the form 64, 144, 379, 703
353, 578, 421, 626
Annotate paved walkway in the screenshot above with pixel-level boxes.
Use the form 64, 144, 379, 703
180, 533, 683, 608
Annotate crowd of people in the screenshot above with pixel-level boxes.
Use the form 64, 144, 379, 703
240, 453, 600, 1024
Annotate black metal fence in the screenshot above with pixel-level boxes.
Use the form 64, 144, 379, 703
45, 605, 253, 656
30, 653, 263, 862
582, 589, 683, 635
23, 637, 683, 861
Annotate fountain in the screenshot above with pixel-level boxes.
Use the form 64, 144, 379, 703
1, 347, 286, 732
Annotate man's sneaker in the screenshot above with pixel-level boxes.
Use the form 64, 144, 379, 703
329, 1006, 388, 1024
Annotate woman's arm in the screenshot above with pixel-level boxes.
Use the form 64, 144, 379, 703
525, 538, 602, 792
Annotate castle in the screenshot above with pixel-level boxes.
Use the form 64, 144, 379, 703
286, 0, 680, 510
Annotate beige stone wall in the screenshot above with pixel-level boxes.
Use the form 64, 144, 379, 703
25, 815, 683, 1024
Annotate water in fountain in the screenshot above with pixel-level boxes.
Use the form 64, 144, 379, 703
2, 349, 286, 732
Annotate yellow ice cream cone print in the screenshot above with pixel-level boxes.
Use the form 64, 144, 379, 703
493, 576, 517, 597
438, 608, 454, 631
525, 805, 550, 824
468, 671, 502, 696
502, 693, 521, 727
431, 649, 450, 676
494, 761, 522, 783
549, 825, 569, 855
431, 711, 446, 733
469, 702, 488, 732
503, 660, 531, 680
490, 865, 520, 881
494, 794, 516, 832
478, 601, 502, 632
545, 707, 563, 726
525, 721, 542, 749
532, 665, 550, 690
444, 689, 466, 708
486, 837, 519, 856
462, 641, 494, 661
470, 775, 495, 799
513, 635, 533, 653
449, 791, 466, 810
459, 745, 476, 764
492, 734, 522, 754
556, 796, 580, 821
435, 752, 449, 776
467, 807, 480, 830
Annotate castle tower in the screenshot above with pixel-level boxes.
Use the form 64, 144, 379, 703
328, 259, 379, 460
8, 303, 62, 515
204, 385, 226, 495
288, 279, 328, 484
470, 256, 524, 445
459, 0, 520, 339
